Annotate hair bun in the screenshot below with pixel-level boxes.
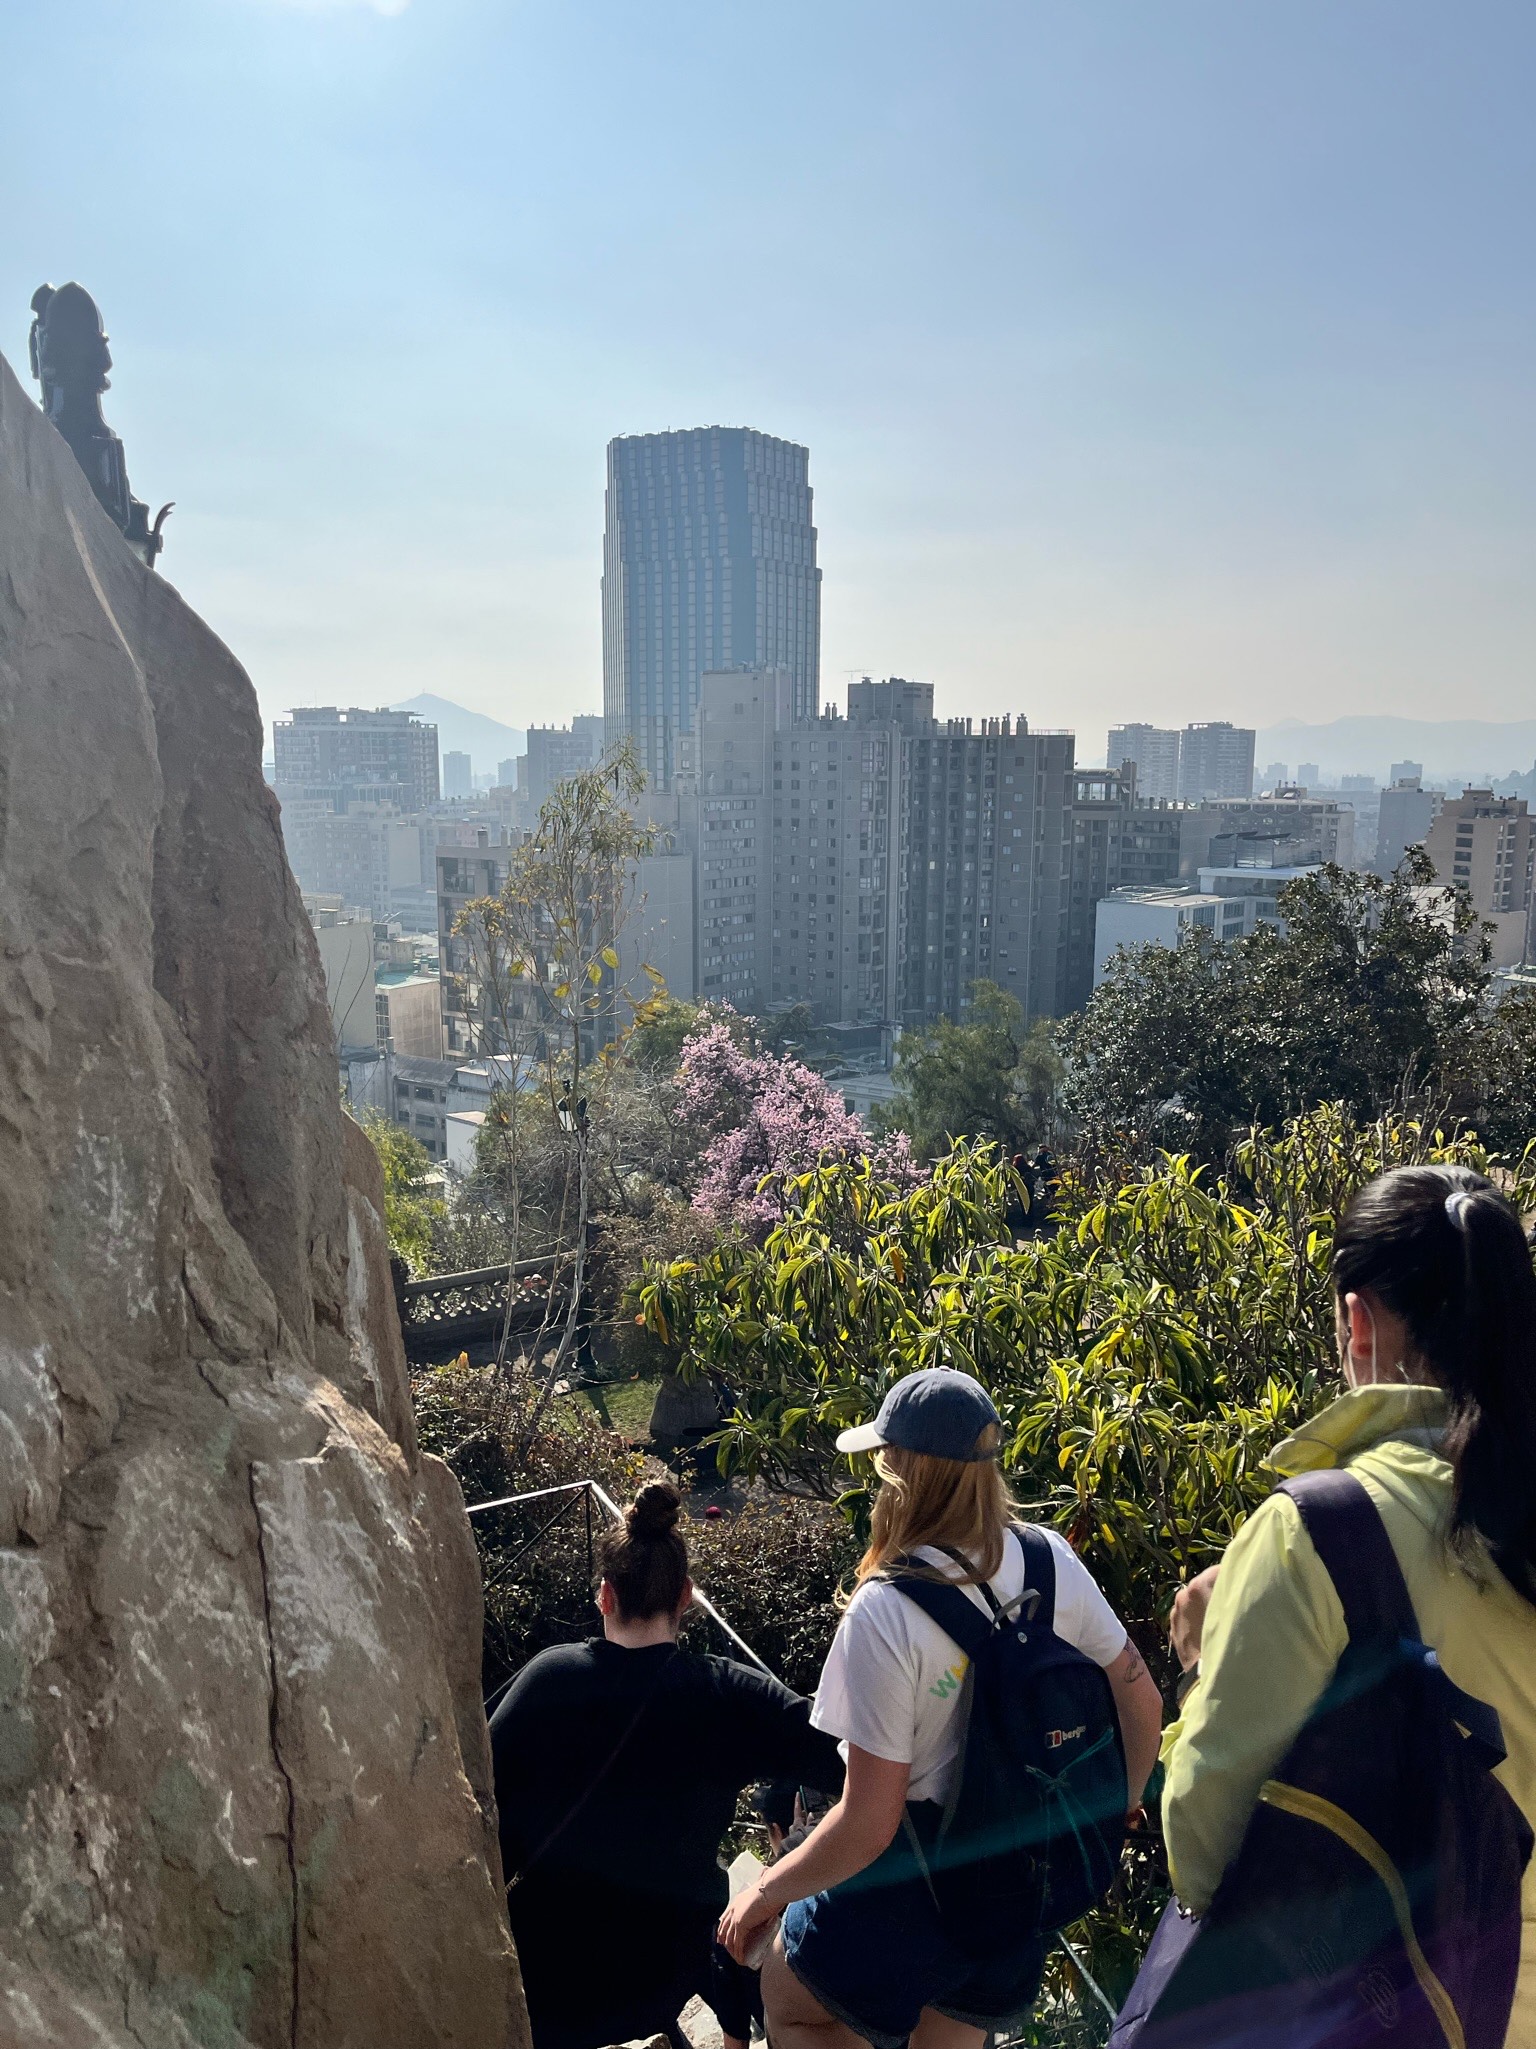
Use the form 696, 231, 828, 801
627, 1481, 683, 1538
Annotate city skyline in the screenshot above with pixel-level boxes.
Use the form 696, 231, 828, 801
6, 3, 1536, 747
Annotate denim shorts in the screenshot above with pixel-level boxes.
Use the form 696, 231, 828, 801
780, 1805, 1046, 2049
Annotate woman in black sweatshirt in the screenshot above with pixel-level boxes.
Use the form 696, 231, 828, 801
489, 1482, 844, 2049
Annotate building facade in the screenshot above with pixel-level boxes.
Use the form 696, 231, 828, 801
686, 672, 1076, 1029
281, 805, 423, 922
1107, 724, 1180, 801
436, 838, 516, 1056
1424, 789, 1536, 966
516, 717, 607, 816
376, 972, 445, 1059
1177, 722, 1257, 802
688, 668, 905, 1025
1093, 889, 1223, 985
899, 715, 1074, 1026
602, 428, 821, 788
1060, 774, 1187, 1011
1375, 776, 1443, 877
1175, 793, 1354, 877
272, 706, 440, 812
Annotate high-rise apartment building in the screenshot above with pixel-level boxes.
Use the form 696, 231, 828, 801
1375, 777, 1442, 877
1178, 722, 1257, 802
1061, 773, 1186, 1011
1424, 790, 1536, 966
1107, 725, 1180, 801
516, 717, 606, 814
280, 805, 423, 921
437, 838, 516, 1056
690, 670, 902, 1024
272, 706, 440, 813
443, 751, 473, 801
688, 672, 1075, 1029
692, 669, 783, 1010
602, 428, 821, 788
900, 715, 1074, 1026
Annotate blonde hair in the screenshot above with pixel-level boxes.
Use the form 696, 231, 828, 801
846, 1424, 1014, 1599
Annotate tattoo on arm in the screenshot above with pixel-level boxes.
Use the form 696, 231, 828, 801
1119, 1650, 1147, 1687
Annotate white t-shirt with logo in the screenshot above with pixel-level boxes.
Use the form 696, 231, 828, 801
810, 1528, 1129, 1804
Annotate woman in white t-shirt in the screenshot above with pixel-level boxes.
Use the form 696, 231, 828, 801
719, 1368, 1163, 2049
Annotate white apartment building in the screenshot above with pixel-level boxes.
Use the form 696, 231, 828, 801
1108, 724, 1181, 802
1093, 889, 1224, 984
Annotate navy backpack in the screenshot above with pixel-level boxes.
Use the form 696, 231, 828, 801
886, 1523, 1129, 1957
1111, 1470, 1533, 2049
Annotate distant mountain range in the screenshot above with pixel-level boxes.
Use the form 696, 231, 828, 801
390, 694, 528, 773
1253, 716, 1536, 786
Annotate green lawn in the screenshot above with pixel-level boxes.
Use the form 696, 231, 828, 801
589, 1374, 658, 1441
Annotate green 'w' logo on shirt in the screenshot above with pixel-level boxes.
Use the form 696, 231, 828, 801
929, 1661, 967, 1700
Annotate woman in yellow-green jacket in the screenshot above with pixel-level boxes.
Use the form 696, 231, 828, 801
1161, 1164, 1536, 2045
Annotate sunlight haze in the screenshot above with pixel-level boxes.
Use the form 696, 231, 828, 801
5, 0, 1533, 742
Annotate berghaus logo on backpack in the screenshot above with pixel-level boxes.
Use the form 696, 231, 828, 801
1045, 1724, 1088, 1750
885, 1525, 1128, 1956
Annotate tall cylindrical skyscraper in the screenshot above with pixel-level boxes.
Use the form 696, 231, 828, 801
602, 427, 821, 788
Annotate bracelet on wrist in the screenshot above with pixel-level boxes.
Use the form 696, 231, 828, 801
1174, 1659, 1201, 1708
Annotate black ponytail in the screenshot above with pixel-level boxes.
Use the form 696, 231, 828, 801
596, 1481, 689, 1622
1333, 1165, 1536, 1603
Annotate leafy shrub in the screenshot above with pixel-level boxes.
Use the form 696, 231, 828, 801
413, 1361, 645, 1694
412, 1362, 856, 1700
355, 1108, 444, 1275
637, 1103, 1536, 2027
684, 1497, 859, 1695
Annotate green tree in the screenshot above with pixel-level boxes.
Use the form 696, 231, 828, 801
452, 742, 668, 1396
877, 981, 1059, 1160
1473, 991, 1536, 1154
753, 1002, 816, 1056
626, 995, 702, 1074
355, 1109, 444, 1275
1061, 857, 1490, 1157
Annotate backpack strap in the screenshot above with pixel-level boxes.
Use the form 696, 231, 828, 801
1011, 1523, 1058, 1632
883, 1560, 995, 1661
1279, 1469, 1510, 1770
883, 1527, 1057, 1655
1277, 1469, 1418, 1646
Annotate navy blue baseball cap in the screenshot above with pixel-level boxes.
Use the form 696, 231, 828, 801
835, 1368, 1001, 1462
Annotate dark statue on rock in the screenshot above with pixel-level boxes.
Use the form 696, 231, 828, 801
28, 282, 172, 568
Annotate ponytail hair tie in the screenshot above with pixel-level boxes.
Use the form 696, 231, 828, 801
1445, 1190, 1475, 1229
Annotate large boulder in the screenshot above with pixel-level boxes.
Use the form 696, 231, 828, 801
0, 349, 528, 2047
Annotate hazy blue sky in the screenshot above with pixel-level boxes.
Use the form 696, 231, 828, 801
4, 1, 1534, 746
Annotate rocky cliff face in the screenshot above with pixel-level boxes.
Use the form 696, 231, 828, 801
0, 348, 527, 2048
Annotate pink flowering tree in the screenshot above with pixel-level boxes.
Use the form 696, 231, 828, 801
676, 1015, 917, 1233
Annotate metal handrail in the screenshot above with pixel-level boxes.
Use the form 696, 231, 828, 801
467, 1477, 775, 1678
